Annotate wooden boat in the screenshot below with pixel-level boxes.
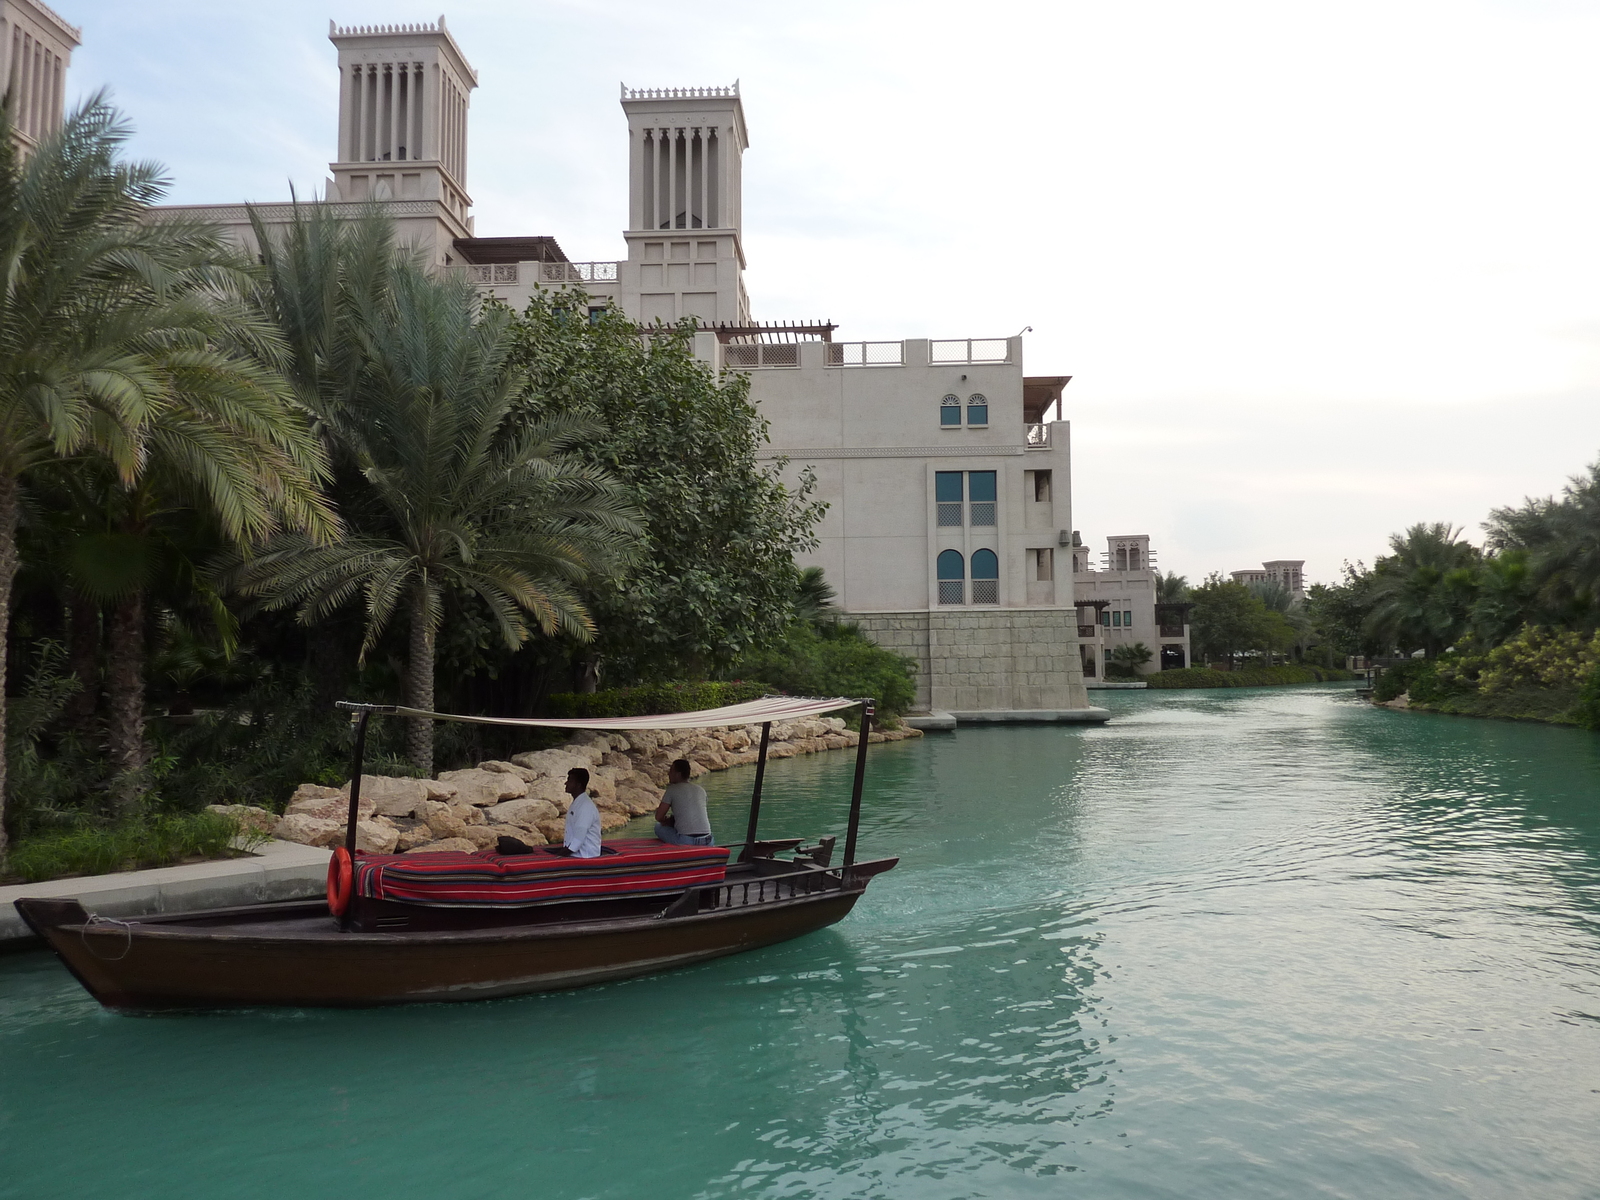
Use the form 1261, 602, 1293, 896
17, 696, 897, 1009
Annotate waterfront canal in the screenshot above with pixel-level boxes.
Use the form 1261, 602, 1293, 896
4, 684, 1600, 1199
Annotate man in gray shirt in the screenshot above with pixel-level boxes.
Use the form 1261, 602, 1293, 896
655, 758, 714, 846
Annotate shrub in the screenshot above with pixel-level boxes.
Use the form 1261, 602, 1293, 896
734, 622, 917, 717
546, 680, 771, 720
1145, 665, 1356, 689
4, 811, 270, 884
1570, 669, 1600, 732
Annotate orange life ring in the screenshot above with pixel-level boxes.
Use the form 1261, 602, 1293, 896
326, 845, 353, 917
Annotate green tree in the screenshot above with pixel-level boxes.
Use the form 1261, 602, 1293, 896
1364, 523, 1480, 657
0, 96, 331, 851
1154, 572, 1191, 603
506, 295, 826, 682
1108, 641, 1154, 677
1190, 574, 1267, 665
232, 261, 640, 772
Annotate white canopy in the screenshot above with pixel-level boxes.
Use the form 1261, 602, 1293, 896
389, 695, 861, 731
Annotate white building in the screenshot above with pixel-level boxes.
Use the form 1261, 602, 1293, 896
1070, 533, 1192, 678
130, 16, 1104, 724
1231, 560, 1305, 600
1, 0, 78, 155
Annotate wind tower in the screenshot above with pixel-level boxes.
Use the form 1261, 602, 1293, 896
327, 16, 477, 262
618, 83, 750, 327
1, 0, 79, 156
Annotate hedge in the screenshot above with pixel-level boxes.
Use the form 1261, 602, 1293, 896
545, 680, 771, 720
1144, 665, 1357, 689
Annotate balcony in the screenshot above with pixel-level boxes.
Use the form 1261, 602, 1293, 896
724, 344, 799, 369
1078, 625, 1098, 638
1025, 423, 1051, 449
541, 261, 619, 284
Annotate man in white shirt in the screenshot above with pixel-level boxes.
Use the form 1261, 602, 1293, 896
562, 768, 602, 857
654, 759, 714, 846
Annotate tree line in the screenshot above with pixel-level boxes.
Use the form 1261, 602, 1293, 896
0, 97, 901, 861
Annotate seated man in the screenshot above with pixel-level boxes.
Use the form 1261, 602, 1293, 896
655, 759, 714, 846
562, 767, 602, 858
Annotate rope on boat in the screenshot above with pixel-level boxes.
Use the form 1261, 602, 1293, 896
80, 913, 134, 962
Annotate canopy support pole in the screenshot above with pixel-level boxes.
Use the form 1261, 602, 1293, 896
843, 699, 874, 872
343, 709, 373, 861
739, 721, 772, 863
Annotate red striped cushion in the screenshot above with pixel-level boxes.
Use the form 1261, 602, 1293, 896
353, 838, 729, 908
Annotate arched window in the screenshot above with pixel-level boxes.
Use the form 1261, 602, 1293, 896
967, 393, 989, 426
971, 549, 999, 604
940, 394, 962, 427
937, 550, 965, 605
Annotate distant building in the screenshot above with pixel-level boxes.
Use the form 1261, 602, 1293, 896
1231, 560, 1305, 600
1071, 533, 1192, 676
2, 0, 78, 155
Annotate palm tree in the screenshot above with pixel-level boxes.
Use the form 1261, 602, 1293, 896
794, 566, 838, 629
1363, 523, 1480, 657
0, 95, 333, 850
232, 257, 640, 772
1154, 572, 1190, 603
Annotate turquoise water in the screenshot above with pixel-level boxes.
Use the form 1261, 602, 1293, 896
5, 685, 1600, 1199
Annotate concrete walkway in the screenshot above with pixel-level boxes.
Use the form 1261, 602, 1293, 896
1, 839, 332, 948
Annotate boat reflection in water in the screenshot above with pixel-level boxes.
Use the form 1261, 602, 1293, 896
17, 696, 898, 1009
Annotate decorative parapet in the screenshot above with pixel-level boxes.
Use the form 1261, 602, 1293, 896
20, 0, 81, 44
621, 82, 740, 100
331, 19, 445, 36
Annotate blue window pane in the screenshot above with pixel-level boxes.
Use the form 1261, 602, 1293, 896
971, 549, 999, 580
1101, 611, 1110, 626
968, 471, 997, 502
941, 406, 962, 426
967, 404, 988, 425
937, 549, 965, 580
935, 472, 964, 503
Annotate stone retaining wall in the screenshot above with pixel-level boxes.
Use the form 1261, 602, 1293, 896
216, 717, 923, 856
851, 609, 1090, 712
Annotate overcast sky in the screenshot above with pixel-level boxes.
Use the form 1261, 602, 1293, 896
64, 0, 1600, 584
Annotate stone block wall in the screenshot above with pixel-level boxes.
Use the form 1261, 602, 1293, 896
853, 609, 1091, 713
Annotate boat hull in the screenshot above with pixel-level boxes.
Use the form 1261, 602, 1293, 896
16, 865, 892, 1009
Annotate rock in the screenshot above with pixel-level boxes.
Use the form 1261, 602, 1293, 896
205, 804, 277, 835
286, 792, 372, 821
423, 779, 457, 801
272, 813, 344, 847
868, 731, 888, 744
510, 748, 599, 779
624, 730, 661, 756
437, 767, 528, 806
822, 734, 852, 751
479, 759, 538, 782
606, 734, 632, 753
727, 748, 762, 767
418, 799, 469, 841
599, 809, 632, 832
719, 728, 752, 752
462, 824, 510, 851
536, 819, 566, 844
289, 783, 341, 806
600, 750, 633, 772
394, 821, 434, 852
405, 837, 476, 855
484, 797, 561, 827
452, 802, 487, 827
341, 775, 430, 818
354, 820, 400, 854
768, 742, 798, 759
614, 786, 661, 818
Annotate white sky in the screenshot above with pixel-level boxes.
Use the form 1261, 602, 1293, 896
65, 0, 1600, 584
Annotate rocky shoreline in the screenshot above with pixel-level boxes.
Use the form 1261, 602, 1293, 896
211, 717, 923, 855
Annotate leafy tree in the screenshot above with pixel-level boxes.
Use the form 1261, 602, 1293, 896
1190, 574, 1266, 665
1154, 572, 1191, 603
1304, 563, 1379, 662
505, 295, 826, 683
1364, 523, 1480, 657
232, 261, 639, 772
0, 95, 331, 849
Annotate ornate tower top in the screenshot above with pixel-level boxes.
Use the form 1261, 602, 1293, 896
328, 14, 476, 226
620, 81, 747, 234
